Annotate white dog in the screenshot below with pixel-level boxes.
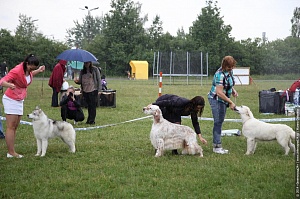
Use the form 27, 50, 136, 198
143, 105, 203, 157
27, 106, 76, 157
234, 105, 296, 155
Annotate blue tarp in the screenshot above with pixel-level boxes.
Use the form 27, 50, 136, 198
68, 61, 84, 70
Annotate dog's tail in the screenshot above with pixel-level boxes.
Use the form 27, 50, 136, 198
291, 131, 299, 140
290, 129, 299, 140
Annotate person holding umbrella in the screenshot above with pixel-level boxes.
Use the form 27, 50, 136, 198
48, 60, 67, 107
74, 61, 101, 125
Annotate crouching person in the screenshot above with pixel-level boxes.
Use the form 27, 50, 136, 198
60, 86, 84, 124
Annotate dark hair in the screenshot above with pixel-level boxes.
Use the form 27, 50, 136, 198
23, 54, 39, 72
187, 96, 205, 116
82, 61, 93, 74
101, 75, 106, 79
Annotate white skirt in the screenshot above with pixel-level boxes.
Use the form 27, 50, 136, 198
2, 94, 24, 115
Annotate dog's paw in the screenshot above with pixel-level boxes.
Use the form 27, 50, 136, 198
35, 153, 41, 156
154, 153, 161, 157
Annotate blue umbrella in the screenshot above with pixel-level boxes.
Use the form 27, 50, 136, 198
56, 49, 98, 62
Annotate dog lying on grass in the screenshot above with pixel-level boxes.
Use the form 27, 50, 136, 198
234, 105, 296, 155
27, 106, 76, 157
143, 105, 203, 157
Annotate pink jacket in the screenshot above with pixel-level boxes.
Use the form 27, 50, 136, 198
0, 63, 33, 100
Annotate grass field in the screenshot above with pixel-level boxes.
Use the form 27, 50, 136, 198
0, 76, 297, 199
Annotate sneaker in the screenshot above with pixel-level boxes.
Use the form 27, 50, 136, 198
7, 153, 24, 158
213, 147, 229, 154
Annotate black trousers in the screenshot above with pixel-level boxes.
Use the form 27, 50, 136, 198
61, 105, 84, 122
51, 87, 59, 107
83, 90, 98, 123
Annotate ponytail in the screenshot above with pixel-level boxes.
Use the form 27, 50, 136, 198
23, 54, 39, 72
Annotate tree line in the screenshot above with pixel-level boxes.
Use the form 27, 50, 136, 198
0, 0, 299, 76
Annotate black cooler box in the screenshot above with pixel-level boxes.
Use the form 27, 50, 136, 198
76, 90, 116, 108
259, 90, 287, 114
98, 90, 116, 108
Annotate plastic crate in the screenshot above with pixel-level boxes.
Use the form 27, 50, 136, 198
259, 90, 286, 114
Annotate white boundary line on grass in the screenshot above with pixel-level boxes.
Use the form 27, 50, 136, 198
0, 115, 296, 131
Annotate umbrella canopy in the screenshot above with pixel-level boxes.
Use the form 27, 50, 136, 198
56, 49, 98, 62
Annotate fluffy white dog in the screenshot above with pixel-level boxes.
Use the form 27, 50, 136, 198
27, 106, 76, 157
143, 105, 203, 157
234, 105, 296, 155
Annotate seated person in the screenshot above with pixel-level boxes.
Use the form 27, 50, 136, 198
60, 86, 84, 123
101, 75, 107, 90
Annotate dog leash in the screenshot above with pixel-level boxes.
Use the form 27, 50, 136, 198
41, 66, 45, 97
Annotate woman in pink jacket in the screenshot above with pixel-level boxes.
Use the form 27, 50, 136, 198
0, 54, 45, 158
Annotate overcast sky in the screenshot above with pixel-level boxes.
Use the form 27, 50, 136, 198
0, 0, 298, 42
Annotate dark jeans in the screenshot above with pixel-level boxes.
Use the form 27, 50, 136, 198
61, 105, 84, 122
83, 90, 98, 123
51, 87, 59, 107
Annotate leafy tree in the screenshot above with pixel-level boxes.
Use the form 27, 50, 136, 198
0, 13, 68, 74
33, 35, 68, 71
66, 14, 104, 48
291, 7, 300, 38
102, 0, 148, 75
226, 38, 265, 75
189, 0, 234, 74
15, 14, 41, 40
262, 37, 300, 75
0, 29, 21, 69
147, 15, 163, 51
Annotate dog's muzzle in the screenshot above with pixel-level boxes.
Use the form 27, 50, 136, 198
233, 106, 238, 112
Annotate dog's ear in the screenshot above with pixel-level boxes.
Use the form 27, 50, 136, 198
246, 107, 254, 118
35, 106, 39, 110
154, 109, 161, 123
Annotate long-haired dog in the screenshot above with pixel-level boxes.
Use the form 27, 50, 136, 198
234, 105, 296, 155
143, 105, 203, 157
27, 106, 76, 157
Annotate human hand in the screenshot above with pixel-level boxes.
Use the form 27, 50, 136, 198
38, 65, 45, 72
233, 91, 238, 97
198, 134, 207, 145
229, 102, 236, 110
232, 88, 238, 97
9, 83, 16, 90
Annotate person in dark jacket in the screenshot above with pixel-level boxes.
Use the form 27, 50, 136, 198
49, 60, 67, 107
0, 61, 8, 78
60, 86, 84, 123
152, 94, 207, 154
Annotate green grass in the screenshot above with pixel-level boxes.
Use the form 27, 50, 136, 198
0, 77, 297, 199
